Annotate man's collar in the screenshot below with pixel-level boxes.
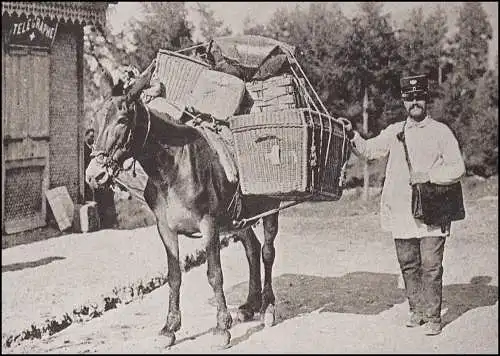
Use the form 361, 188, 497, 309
406, 115, 431, 128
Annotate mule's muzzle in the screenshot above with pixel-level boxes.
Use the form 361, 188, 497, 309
86, 158, 111, 190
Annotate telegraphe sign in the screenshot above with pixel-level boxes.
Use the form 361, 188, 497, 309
6, 16, 58, 49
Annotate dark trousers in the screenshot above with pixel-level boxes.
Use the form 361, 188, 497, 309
94, 188, 117, 229
394, 236, 446, 323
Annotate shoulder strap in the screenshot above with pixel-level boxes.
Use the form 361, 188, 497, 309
396, 122, 414, 174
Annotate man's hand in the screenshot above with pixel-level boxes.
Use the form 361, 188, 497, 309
340, 117, 355, 140
410, 172, 430, 184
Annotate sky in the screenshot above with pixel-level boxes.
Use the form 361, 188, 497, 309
107, 2, 498, 67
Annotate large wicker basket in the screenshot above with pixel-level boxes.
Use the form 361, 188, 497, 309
153, 49, 210, 104
229, 108, 350, 201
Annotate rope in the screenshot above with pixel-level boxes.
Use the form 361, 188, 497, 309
141, 103, 151, 150
338, 117, 351, 187
288, 51, 330, 115
175, 42, 211, 54
288, 57, 352, 189
289, 65, 320, 112
323, 112, 333, 169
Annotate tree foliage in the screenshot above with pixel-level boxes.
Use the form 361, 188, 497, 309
334, 3, 402, 133
83, 2, 194, 129
195, 2, 232, 41
436, 2, 496, 175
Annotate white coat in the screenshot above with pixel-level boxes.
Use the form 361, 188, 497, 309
351, 116, 466, 239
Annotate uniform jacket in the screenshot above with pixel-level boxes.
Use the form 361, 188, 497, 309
351, 116, 466, 238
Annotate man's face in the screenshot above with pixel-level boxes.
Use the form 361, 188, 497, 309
403, 92, 427, 121
86, 131, 95, 146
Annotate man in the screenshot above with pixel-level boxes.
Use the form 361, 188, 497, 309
344, 74, 466, 335
84, 128, 96, 202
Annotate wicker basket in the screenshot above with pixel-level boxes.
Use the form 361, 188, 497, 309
229, 108, 349, 201
245, 74, 306, 113
153, 49, 210, 105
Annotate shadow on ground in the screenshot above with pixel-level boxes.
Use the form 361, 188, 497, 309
218, 272, 498, 347
442, 275, 498, 327
223, 272, 406, 321
2, 256, 66, 273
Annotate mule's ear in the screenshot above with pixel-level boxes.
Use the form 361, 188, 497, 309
112, 79, 125, 96
125, 59, 157, 103
97, 64, 117, 98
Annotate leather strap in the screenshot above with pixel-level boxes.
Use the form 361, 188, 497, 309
396, 122, 414, 175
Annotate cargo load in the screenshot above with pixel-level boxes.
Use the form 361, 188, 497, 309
146, 35, 351, 201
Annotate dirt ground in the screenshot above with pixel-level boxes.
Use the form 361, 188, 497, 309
2, 176, 498, 353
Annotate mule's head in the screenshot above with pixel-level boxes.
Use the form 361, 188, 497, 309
85, 94, 139, 190
86, 60, 157, 190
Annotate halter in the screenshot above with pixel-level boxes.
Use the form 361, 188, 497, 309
90, 97, 151, 179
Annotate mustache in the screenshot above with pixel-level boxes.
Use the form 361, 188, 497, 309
410, 104, 423, 110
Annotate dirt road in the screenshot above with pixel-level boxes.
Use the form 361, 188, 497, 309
4, 194, 498, 353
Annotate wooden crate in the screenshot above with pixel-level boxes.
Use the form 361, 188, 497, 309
229, 108, 350, 201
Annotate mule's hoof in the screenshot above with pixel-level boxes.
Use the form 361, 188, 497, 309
159, 328, 176, 347
211, 328, 231, 349
263, 304, 276, 327
237, 308, 255, 322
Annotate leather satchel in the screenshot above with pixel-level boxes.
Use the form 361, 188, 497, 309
397, 125, 465, 227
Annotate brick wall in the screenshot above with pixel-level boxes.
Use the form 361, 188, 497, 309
49, 24, 83, 204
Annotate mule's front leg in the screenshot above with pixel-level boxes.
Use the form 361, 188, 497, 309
145, 182, 181, 346
201, 216, 232, 348
157, 222, 182, 346
261, 213, 279, 326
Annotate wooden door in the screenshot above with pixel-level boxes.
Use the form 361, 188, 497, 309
2, 49, 50, 234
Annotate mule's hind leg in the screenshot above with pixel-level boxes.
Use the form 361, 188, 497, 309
235, 228, 262, 321
201, 216, 232, 347
261, 212, 279, 326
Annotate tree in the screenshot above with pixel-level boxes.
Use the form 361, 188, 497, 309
82, 2, 196, 129
336, 3, 402, 134
399, 5, 448, 84
126, 2, 194, 69
334, 3, 402, 198
195, 2, 232, 41
286, 3, 351, 113
437, 3, 494, 175
242, 15, 268, 36
466, 54, 498, 176
449, 2, 493, 82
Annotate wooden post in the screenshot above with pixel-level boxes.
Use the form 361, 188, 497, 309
362, 86, 369, 201
438, 63, 442, 85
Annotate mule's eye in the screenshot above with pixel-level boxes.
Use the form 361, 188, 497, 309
117, 116, 128, 125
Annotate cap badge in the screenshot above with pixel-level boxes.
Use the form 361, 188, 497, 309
409, 79, 417, 85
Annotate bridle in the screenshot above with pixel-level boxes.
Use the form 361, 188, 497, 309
90, 96, 151, 180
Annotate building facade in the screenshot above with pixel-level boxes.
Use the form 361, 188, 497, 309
2, 2, 112, 234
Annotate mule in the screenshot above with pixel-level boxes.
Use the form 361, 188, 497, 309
85, 77, 282, 348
